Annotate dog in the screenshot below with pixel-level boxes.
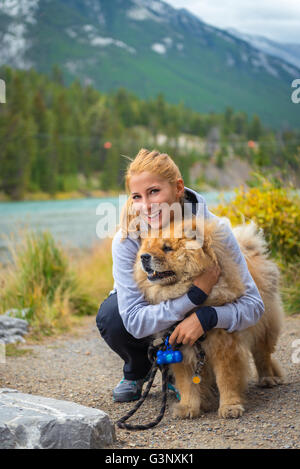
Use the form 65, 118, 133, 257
133, 216, 284, 419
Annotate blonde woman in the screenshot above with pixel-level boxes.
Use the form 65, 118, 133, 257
96, 149, 265, 402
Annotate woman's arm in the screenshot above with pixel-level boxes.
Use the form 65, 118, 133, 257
111, 229, 205, 339
208, 219, 265, 332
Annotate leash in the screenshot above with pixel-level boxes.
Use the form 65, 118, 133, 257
116, 360, 169, 430
116, 334, 171, 431
116, 332, 206, 431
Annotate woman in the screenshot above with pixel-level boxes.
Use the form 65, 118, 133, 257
96, 149, 265, 402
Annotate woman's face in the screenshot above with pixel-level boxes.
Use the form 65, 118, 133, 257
129, 171, 184, 230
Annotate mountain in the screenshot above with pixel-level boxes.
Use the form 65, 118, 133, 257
227, 28, 300, 70
1, 0, 300, 128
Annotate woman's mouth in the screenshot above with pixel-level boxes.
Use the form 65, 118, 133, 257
143, 210, 162, 222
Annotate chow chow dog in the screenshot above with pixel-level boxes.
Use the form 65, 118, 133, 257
133, 216, 284, 419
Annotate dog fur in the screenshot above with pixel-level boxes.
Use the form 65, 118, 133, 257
133, 217, 284, 419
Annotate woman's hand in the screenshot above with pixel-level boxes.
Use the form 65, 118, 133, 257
193, 263, 221, 295
169, 313, 204, 347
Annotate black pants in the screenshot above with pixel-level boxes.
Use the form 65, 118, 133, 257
96, 292, 152, 380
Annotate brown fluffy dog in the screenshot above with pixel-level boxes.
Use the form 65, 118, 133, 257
133, 217, 284, 419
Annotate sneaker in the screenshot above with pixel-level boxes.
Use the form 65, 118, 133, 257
113, 378, 145, 402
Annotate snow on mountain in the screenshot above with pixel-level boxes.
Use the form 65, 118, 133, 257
227, 28, 300, 70
0, 0, 39, 68
127, 0, 170, 22
1, 0, 299, 127
1, 0, 39, 23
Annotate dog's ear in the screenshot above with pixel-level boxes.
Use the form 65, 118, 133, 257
183, 216, 205, 248
203, 236, 217, 265
202, 232, 212, 251
202, 226, 218, 263
185, 239, 202, 250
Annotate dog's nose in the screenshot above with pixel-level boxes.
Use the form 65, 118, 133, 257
141, 253, 151, 261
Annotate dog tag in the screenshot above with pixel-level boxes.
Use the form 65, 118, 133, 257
192, 374, 201, 384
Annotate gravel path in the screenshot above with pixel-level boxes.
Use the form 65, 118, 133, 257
1, 315, 300, 449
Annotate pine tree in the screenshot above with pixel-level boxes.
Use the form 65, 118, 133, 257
248, 114, 262, 141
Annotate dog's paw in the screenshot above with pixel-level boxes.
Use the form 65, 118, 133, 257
258, 376, 283, 387
218, 404, 245, 419
172, 402, 202, 419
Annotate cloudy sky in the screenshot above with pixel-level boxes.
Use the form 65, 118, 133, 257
166, 0, 300, 44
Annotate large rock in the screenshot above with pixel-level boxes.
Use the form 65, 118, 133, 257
0, 316, 29, 344
0, 389, 115, 449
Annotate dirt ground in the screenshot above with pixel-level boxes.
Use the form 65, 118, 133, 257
1, 315, 300, 449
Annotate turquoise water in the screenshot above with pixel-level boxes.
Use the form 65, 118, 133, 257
0, 191, 234, 264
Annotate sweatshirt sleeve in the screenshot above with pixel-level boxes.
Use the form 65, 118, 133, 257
111, 229, 197, 339
205, 215, 265, 332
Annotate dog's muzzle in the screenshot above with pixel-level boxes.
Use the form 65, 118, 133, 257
140, 253, 175, 281
141, 253, 152, 272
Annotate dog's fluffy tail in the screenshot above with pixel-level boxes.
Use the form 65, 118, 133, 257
233, 221, 281, 294
232, 221, 269, 261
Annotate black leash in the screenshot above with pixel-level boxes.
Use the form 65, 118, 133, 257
116, 337, 169, 431
116, 361, 169, 430
116, 332, 207, 431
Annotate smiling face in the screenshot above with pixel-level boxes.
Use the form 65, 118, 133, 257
129, 171, 185, 231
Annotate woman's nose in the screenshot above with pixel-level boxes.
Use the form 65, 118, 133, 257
144, 202, 160, 214
141, 200, 152, 214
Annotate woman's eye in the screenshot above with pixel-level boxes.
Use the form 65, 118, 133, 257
150, 189, 159, 194
132, 195, 140, 200
162, 245, 173, 252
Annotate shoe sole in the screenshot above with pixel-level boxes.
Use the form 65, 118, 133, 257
113, 394, 141, 403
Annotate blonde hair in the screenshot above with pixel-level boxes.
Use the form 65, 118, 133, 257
120, 148, 184, 240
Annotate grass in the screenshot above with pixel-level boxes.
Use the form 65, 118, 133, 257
0, 230, 113, 339
278, 257, 300, 316
4, 343, 33, 357
72, 237, 113, 307
2, 188, 122, 202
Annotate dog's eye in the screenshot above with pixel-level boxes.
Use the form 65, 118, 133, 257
162, 244, 173, 253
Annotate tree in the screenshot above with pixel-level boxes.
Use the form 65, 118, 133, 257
248, 114, 262, 141
51, 65, 64, 87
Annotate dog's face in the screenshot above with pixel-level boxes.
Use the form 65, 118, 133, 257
136, 218, 216, 286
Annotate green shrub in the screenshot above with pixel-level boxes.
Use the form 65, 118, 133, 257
214, 175, 300, 263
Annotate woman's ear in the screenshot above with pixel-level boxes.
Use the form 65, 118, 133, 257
176, 178, 185, 200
